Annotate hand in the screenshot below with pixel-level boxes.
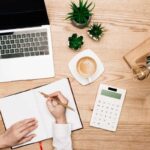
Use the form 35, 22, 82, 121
0, 118, 38, 148
46, 91, 68, 124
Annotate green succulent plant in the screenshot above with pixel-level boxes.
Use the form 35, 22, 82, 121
146, 56, 150, 64
68, 33, 84, 50
66, 0, 95, 27
87, 23, 104, 41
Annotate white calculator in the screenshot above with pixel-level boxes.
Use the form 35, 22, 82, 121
90, 84, 126, 131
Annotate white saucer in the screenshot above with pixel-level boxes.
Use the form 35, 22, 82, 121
68, 49, 104, 85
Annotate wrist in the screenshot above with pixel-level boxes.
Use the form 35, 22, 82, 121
0, 135, 8, 149
56, 116, 67, 124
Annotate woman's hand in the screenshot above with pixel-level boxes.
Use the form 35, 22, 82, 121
46, 91, 68, 124
0, 118, 38, 148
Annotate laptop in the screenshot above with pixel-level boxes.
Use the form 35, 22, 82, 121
0, 0, 55, 82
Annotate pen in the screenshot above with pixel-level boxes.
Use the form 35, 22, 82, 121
40, 92, 74, 111
39, 142, 43, 150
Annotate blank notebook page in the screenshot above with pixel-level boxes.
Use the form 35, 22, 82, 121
33, 78, 82, 135
0, 91, 47, 147
0, 78, 82, 148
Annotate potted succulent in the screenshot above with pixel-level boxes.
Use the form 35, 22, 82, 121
87, 23, 104, 41
68, 33, 84, 50
66, 0, 95, 29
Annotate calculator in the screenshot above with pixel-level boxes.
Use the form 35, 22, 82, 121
90, 84, 126, 131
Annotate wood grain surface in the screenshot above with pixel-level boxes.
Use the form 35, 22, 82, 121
0, 0, 150, 150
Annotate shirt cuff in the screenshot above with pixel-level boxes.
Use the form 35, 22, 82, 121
52, 123, 72, 138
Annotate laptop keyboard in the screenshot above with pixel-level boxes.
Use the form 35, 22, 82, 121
0, 30, 49, 59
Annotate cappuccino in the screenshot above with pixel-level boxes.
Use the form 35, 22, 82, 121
77, 57, 97, 78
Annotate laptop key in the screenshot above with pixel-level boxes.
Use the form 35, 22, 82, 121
43, 36, 48, 41
40, 51, 44, 55
25, 53, 30, 56
35, 51, 39, 55
34, 38, 38, 42
25, 38, 29, 42
1, 53, 24, 58
15, 49, 19, 53
20, 48, 23, 52
27, 34, 30, 38
24, 48, 29, 52
17, 35, 21, 39
26, 43, 30, 47
41, 41, 48, 46
38, 46, 43, 51
38, 46, 48, 51
31, 33, 35, 37
20, 39, 24, 43
34, 47, 38, 51
6, 50, 10, 53
31, 52, 35, 56
6, 40, 10, 44
12, 35, 16, 39
29, 38, 33, 42
8, 45, 11, 49
12, 44, 16, 49
10, 40, 14, 44
1, 50, 4, 54
39, 37, 43, 41
35, 42, 40, 46
21, 43, 25, 47
45, 51, 49, 55
3, 35, 7, 40
15, 39, 19, 43
10, 49, 14, 53
29, 47, 33, 51
17, 44, 21, 48
36, 33, 40, 37
7, 35, 11, 39
31, 43, 35, 47
22, 34, 26, 38
1, 41, 5, 45
3, 45, 7, 49
41, 32, 47, 36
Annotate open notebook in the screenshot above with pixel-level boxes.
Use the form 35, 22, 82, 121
0, 78, 83, 148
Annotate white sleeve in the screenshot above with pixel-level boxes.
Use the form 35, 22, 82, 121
52, 124, 72, 150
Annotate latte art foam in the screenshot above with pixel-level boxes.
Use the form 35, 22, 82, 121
77, 57, 97, 78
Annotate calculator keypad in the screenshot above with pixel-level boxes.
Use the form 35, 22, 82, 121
90, 85, 126, 132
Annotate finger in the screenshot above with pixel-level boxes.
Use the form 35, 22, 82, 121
48, 91, 61, 99
57, 93, 68, 104
47, 97, 61, 108
46, 100, 55, 112
47, 97, 58, 106
49, 91, 68, 104
19, 120, 38, 132
20, 125, 38, 137
18, 134, 36, 144
47, 97, 53, 101
52, 99, 58, 106
13, 118, 36, 128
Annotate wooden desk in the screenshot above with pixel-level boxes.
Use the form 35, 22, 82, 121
0, 0, 150, 149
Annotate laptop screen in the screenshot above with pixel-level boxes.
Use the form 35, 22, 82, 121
0, 0, 49, 30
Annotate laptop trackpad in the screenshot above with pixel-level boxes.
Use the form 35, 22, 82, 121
0, 56, 54, 82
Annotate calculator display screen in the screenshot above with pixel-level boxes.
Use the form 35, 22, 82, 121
101, 89, 121, 99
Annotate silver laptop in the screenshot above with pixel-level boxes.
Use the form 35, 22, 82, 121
0, 0, 55, 82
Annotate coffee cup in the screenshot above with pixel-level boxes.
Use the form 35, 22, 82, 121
76, 56, 97, 82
